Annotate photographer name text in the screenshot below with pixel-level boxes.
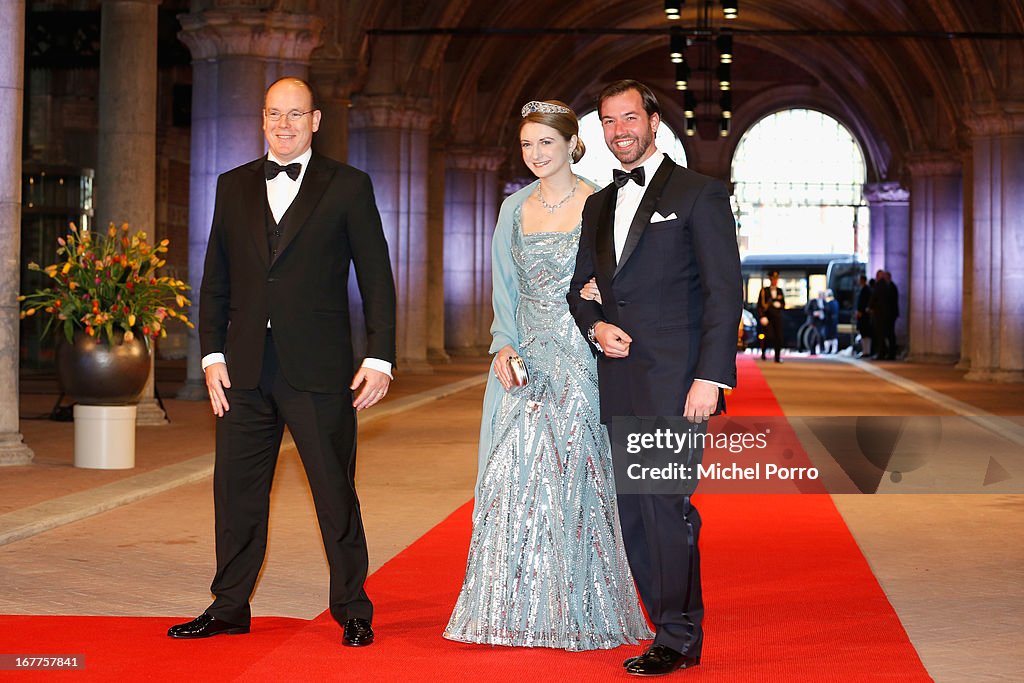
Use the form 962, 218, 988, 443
627, 462, 819, 481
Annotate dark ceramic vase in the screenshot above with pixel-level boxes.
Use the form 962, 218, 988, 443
56, 330, 151, 405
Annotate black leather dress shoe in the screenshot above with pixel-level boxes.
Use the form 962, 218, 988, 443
625, 644, 700, 676
342, 618, 374, 647
167, 612, 249, 639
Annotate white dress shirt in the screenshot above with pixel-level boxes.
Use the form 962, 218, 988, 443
201, 148, 393, 379
611, 149, 729, 390
614, 151, 669, 262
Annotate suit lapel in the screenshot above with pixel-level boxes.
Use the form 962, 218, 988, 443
594, 186, 617, 278
245, 158, 270, 268
615, 156, 676, 277
272, 153, 335, 266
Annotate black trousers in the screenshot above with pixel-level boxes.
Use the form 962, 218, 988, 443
873, 314, 893, 358
609, 420, 705, 657
207, 334, 371, 627
761, 312, 783, 361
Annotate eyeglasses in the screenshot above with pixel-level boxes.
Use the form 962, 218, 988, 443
264, 109, 315, 122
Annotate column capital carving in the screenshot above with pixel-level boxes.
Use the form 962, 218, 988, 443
178, 9, 323, 62
905, 152, 962, 177
863, 181, 909, 204
309, 59, 360, 102
349, 95, 433, 131
966, 104, 1024, 137
445, 146, 506, 172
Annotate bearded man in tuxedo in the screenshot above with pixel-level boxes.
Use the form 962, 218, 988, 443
167, 77, 396, 648
569, 80, 741, 676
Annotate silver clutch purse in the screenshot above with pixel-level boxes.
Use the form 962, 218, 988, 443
508, 356, 529, 386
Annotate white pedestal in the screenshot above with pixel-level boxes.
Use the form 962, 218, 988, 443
73, 405, 137, 469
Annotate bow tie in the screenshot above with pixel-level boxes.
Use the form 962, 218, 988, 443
612, 167, 645, 188
265, 160, 302, 181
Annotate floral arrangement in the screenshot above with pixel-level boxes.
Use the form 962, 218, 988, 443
19, 222, 194, 345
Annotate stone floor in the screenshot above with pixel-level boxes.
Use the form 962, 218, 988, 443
1, 351, 1022, 681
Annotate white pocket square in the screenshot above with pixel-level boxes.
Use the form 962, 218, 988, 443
651, 211, 677, 223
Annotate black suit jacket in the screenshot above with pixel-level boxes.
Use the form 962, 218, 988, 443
757, 286, 785, 323
568, 156, 742, 422
199, 152, 396, 393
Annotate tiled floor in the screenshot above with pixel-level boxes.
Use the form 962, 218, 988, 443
2, 353, 1021, 681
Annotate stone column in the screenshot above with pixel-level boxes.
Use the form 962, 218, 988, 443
348, 96, 432, 372
95, 0, 165, 424
863, 181, 911, 348
175, 9, 322, 399
964, 112, 1024, 382
309, 60, 356, 164
444, 148, 503, 355
905, 154, 963, 363
0, 0, 34, 465
426, 140, 449, 362
957, 150, 974, 371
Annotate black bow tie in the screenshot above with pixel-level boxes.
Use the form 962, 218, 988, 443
612, 167, 645, 188
265, 160, 302, 181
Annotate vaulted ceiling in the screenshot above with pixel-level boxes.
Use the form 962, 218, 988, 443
343, 0, 1021, 180
38, 1, 1019, 180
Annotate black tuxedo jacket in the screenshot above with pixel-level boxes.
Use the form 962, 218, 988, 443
758, 286, 785, 322
199, 152, 396, 393
568, 156, 741, 422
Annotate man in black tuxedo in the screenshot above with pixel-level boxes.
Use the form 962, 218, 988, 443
568, 80, 741, 676
168, 77, 396, 648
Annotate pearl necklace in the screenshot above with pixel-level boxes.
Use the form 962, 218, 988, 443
535, 176, 579, 214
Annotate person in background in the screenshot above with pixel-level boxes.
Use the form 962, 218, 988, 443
855, 274, 872, 358
805, 290, 825, 356
868, 269, 892, 360
883, 270, 899, 359
823, 288, 839, 353
757, 269, 785, 363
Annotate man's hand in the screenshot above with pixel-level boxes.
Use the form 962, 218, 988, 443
351, 367, 391, 411
594, 322, 632, 358
493, 345, 518, 391
205, 362, 231, 417
684, 381, 719, 424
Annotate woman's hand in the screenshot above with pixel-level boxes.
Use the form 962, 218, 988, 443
493, 345, 519, 391
580, 277, 602, 305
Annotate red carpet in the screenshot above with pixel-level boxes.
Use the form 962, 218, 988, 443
0, 356, 931, 681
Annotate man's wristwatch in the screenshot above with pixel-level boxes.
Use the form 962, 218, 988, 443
587, 321, 602, 344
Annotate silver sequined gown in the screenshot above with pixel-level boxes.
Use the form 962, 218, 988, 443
444, 207, 653, 651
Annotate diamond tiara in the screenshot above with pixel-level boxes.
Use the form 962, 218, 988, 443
521, 101, 572, 117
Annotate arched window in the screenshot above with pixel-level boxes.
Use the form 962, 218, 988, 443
731, 109, 868, 257
574, 110, 687, 187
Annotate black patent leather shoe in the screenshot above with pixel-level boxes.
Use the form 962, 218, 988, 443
342, 618, 374, 647
167, 612, 249, 639
625, 644, 700, 676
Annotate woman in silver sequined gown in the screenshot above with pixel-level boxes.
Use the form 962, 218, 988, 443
444, 101, 652, 651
